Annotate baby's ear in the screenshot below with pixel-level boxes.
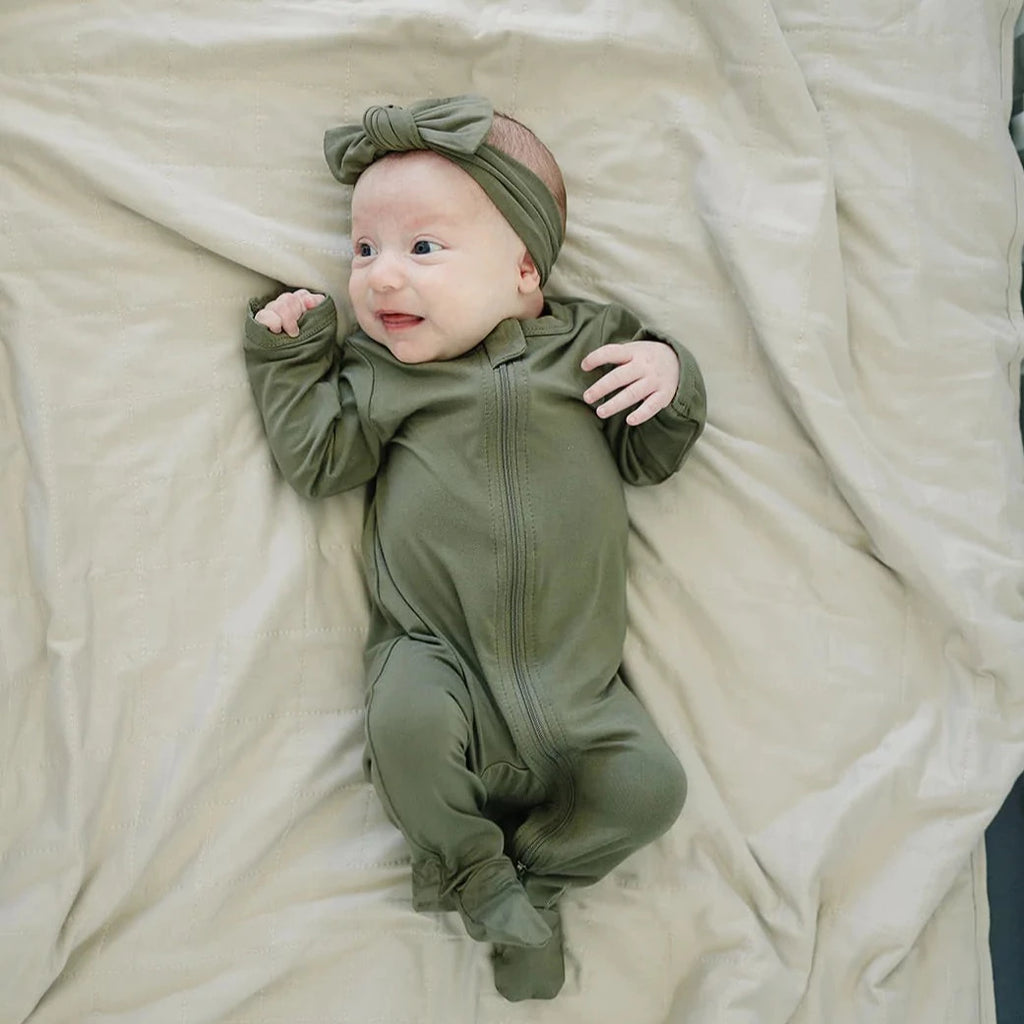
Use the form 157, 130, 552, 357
517, 250, 541, 294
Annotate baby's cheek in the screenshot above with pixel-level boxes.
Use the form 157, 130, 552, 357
346, 272, 362, 307
348, 280, 372, 325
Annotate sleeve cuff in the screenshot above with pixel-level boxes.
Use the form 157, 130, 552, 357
244, 293, 339, 351
632, 325, 707, 426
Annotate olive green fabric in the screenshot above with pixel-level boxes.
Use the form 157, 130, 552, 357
243, 294, 705, 962
323, 95, 565, 284
324, 95, 493, 179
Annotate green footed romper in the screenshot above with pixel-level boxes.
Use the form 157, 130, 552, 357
244, 293, 706, 979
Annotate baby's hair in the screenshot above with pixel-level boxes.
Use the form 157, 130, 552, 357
487, 112, 567, 233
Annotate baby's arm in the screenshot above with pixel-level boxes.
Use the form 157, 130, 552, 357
580, 304, 706, 486
244, 291, 382, 498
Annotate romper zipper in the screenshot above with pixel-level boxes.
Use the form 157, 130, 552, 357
496, 363, 557, 763
495, 361, 574, 864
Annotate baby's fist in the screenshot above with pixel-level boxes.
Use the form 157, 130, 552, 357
255, 289, 326, 337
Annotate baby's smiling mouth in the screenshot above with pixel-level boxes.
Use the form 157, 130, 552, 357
378, 312, 423, 330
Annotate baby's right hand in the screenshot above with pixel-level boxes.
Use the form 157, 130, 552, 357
254, 289, 326, 338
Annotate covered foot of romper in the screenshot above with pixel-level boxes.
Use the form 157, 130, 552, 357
457, 860, 552, 948
492, 906, 565, 1001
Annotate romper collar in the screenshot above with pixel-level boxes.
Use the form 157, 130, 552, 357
483, 318, 527, 367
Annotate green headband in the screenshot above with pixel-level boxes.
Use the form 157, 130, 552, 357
323, 95, 564, 284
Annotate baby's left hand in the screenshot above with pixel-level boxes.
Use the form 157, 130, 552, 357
581, 340, 680, 426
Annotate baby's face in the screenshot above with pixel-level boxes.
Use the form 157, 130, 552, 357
348, 151, 540, 363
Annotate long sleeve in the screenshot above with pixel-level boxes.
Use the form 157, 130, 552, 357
243, 294, 383, 498
595, 303, 707, 487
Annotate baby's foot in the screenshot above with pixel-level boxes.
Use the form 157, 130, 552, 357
457, 866, 552, 947
492, 907, 565, 1001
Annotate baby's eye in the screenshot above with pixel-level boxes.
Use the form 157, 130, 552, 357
411, 240, 442, 255
355, 241, 377, 258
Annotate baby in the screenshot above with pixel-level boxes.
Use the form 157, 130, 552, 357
243, 95, 706, 1001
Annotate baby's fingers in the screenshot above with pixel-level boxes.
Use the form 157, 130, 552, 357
625, 391, 671, 426
294, 289, 326, 311
583, 362, 640, 406
254, 306, 284, 333
592, 380, 653, 420
580, 343, 631, 373
276, 294, 308, 337
255, 291, 325, 337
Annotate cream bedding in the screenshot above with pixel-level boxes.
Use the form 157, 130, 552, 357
3, 1, 1024, 1021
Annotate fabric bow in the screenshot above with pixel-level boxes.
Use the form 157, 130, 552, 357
324, 95, 494, 184
323, 94, 564, 284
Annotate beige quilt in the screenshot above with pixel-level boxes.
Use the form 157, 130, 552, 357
2, 1, 1023, 1021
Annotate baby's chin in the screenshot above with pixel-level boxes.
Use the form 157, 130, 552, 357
386, 342, 436, 365
367, 330, 452, 365
355, 312, 502, 364
391, 340, 480, 365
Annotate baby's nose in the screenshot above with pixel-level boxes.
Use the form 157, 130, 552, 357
367, 251, 404, 291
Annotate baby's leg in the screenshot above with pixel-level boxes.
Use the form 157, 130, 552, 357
514, 677, 686, 898
365, 636, 551, 948
493, 680, 686, 1000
